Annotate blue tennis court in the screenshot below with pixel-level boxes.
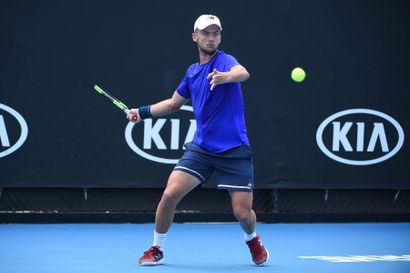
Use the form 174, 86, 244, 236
1, 223, 409, 273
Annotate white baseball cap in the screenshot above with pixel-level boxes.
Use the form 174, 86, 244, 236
194, 14, 222, 31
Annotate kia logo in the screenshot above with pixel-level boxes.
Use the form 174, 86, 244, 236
316, 109, 404, 165
0, 103, 28, 158
125, 105, 196, 164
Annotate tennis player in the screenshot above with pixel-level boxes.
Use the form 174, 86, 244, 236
128, 14, 269, 266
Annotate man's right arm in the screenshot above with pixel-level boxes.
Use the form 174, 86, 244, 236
127, 91, 188, 122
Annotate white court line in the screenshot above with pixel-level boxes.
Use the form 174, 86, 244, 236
298, 255, 410, 263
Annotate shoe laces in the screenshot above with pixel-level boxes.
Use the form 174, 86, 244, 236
248, 238, 262, 253
144, 246, 160, 255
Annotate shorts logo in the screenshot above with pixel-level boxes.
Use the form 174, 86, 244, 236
0, 103, 28, 158
125, 105, 196, 164
316, 109, 404, 166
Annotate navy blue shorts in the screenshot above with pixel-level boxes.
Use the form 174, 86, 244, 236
174, 142, 254, 192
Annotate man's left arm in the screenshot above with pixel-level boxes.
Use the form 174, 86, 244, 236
207, 64, 250, 91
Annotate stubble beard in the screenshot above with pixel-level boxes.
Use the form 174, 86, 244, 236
198, 44, 218, 56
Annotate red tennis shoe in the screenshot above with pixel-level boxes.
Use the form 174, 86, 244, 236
246, 235, 269, 265
139, 246, 164, 266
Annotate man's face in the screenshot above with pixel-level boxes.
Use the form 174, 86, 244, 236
192, 25, 222, 55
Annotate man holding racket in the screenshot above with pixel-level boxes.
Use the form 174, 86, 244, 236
128, 14, 269, 266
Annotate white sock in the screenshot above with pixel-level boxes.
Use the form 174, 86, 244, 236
244, 231, 257, 242
153, 230, 167, 251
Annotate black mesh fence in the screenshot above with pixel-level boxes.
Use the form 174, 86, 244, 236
0, 188, 409, 223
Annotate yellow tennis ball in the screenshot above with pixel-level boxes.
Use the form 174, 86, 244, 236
291, 67, 306, 83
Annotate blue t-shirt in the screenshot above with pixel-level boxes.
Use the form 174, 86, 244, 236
176, 51, 250, 153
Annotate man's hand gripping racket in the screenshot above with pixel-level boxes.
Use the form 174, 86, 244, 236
93, 85, 140, 122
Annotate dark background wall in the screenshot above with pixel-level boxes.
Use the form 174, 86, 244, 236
1, 0, 409, 189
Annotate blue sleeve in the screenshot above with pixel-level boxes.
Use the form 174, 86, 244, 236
176, 74, 191, 99
225, 54, 240, 70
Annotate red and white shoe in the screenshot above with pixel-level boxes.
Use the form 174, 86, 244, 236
139, 246, 164, 266
246, 235, 269, 265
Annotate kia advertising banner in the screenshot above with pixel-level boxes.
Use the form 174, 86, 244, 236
1, 0, 409, 188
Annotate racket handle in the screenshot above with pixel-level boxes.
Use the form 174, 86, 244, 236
124, 109, 139, 121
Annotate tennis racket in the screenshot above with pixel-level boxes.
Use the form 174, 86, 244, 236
93, 85, 139, 121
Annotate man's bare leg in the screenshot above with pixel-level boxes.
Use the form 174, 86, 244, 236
230, 190, 269, 265
139, 171, 201, 265
230, 191, 256, 233
155, 171, 201, 233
